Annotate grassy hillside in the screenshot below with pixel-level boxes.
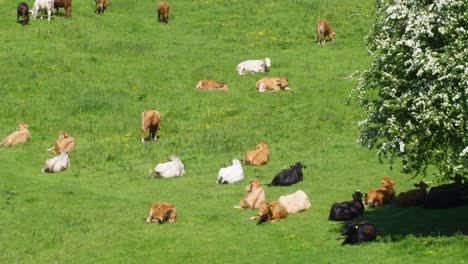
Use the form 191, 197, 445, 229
0, 0, 466, 263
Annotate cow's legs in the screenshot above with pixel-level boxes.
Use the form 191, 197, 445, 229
141, 127, 147, 144
150, 125, 158, 141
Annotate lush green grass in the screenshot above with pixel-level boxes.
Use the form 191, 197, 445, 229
0, 0, 467, 263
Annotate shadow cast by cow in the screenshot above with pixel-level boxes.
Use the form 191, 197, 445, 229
346, 204, 468, 241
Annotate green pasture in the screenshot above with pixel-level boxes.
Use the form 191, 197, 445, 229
0, 0, 466, 262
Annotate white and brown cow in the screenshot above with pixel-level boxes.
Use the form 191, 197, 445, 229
196, 80, 229, 91
256, 77, 289, 92
141, 110, 161, 144
316, 20, 335, 45
1, 122, 30, 147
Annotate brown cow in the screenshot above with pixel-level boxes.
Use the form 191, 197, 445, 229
17, 2, 29, 26
145, 202, 177, 223
396, 181, 429, 207
245, 142, 269, 166
254, 201, 288, 224
195, 80, 229, 91
234, 179, 266, 209
316, 20, 335, 45
157, 2, 169, 24
47, 131, 75, 154
365, 177, 396, 207
256, 77, 290, 92
1, 122, 30, 146
54, 0, 71, 18
95, 0, 108, 15
141, 110, 161, 144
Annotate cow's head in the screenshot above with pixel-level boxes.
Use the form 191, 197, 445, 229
414, 181, 429, 190
17, 122, 29, 131
277, 77, 289, 90
352, 190, 363, 201
257, 201, 271, 224
232, 159, 242, 166
246, 178, 262, 192
381, 177, 396, 187
329, 32, 336, 41
263, 58, 271, 70
153, 205, 173, 224
256, 142, 268, 150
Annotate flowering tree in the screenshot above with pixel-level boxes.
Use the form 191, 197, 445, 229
353, 0, 467, 179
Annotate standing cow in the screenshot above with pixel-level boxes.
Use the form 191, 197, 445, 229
31, 0, 55, 22
141, 110, 161, 144
17, 2, 29, 26
316, 20, 335, 45
157, 2, 169, 24
54, 0, 71, 18
95, 0, 108, 15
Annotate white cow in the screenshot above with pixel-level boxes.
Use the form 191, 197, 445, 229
42, 151, 70, 173
217, 159, 244, 184
151, 155, 186, 178
31, 0, 54, 22
236, 58, 271, 75
279, 190, 311, 214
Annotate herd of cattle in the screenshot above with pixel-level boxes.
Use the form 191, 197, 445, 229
8, 0, 467, 246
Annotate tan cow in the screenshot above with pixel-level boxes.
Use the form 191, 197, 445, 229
279, 190, 311, 214
141, 110, 161, 144
256, 77, 290, 92
145, 202, 177, 223
245, 141, 269, 166
196, 80, 229, 91
157, 2, 169, 24
365, 176, 396, 207
47, 131, 75, 154
95, 0, 108, 15
1, 122, 30, 147
234, 179, 266, 209
316, 20, 335, 45
254, 201, 288, 224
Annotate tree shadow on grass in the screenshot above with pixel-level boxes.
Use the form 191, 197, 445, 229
352, 204, 468, 241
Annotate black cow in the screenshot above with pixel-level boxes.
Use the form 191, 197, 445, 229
340, 221, 377, 245
17, 2, 29, 26
424, 175, 467, 209
268, 162, 306, 186
329, 191, 365, 221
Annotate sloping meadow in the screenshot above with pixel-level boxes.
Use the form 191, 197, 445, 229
0, 0, 466, 262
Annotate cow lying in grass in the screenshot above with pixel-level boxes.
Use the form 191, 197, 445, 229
329, 191, 364, 221
396, 181, 428, 207
254, 201, 288, 224
151, 155, 185, 178
424, 175, 467, 209
1, 122, 30, 147
42, 151, 70, 173
268, 162, 306, 186
365, 176, 396, 207
279, 190, 311, 214
195, 80, 229, 91
340, 221, 377, 245
236, 58, 271, 75
217, 159, 244, 184
141, 110, 161, 144
256, 77, 290, 92
47, 131, 75, 154
234, 179, 265, 209
145, 202, 177, 224
245, 142, 269, 166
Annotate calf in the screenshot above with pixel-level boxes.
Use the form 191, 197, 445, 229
145, 202, 177, 224
95, 0, 108, 15
141, 110, 161, 144
279, 190, 311, 214
31, 0, 54, 22
47, 131, 75, 154
396, 181, 429, 207
245, 141, 269, 166
42, 151, 70, 173
268, 162, 306, 186
1, 122, 30, 147
255, 201, 288, 224
316, 20, 335, 45
256, 77, 290, 92
365, 176, 396, 207
340, 221, 377, 245
151, 155, 185, 178
236, 58, 271, 75
217, 159, 244, 184
424, 176, 467, 209
195, 80, 229, 91
157, 1, 169, 24
54, 0, 71, 18
17, 2, 29, 26
234, 179, 265, 209
328, 191, 365, 221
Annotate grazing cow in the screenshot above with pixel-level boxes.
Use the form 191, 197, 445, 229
279, 190, 311, 214
195, 80, 229, 91
268, 162, 306, 187
54, 0, 71, 18
245, 142, 269, 166
255, 77, 290, 92
31, 0, 54, 22
145, 202, 177, 224
95, 0, 108, 15
141, 110, 161, 144
316, 20, 335, 45
236, 58, 271, 75
255, 201, 288, 224
41, 151, 70, 173
340, 221, 377, 245
217, 159, 244, 184
329, 191, 365, 221
1, 122, 30, 147
365, 177, 396, 207
424, 176, 467, 209
157, 2, 169, 24
150, 155, 185, 178
17, 2, 29, 26
47, 131, 75, 154
396, 181, 429, 207
234, 179, 265, 209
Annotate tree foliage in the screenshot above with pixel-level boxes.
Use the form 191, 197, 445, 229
353, 0, 467, 179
